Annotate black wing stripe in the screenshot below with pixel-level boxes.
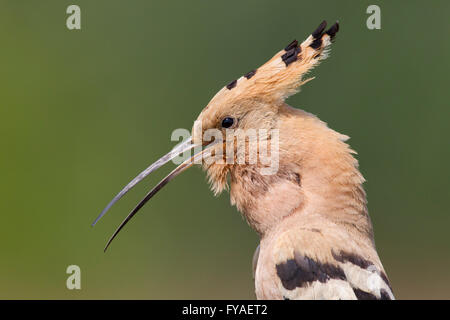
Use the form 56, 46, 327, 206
276, 253, 346, 291
353, 288, 378, 300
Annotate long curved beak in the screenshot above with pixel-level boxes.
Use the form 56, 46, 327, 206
92, 137, 214, 252
92, 138, 195, 227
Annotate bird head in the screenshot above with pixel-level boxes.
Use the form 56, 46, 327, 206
191, 20, 339, 194
94, 20, 341, 250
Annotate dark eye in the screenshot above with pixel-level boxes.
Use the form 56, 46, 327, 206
221, 117, 235, 128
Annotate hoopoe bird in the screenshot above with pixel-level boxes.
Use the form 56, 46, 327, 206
93, 20, 394, 300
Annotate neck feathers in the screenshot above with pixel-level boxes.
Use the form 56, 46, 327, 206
229, 104, 374, 241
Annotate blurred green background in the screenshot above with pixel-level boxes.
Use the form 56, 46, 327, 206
0, 0, 449, 299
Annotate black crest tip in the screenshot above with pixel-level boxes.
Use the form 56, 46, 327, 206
281, 46, 301, 66
309, 38, 322, 50
312, 20, 327, 39
244, 69, 256, 79
284, 39, 298, 51
226, 79, 237, 90
325, 21, 340, 39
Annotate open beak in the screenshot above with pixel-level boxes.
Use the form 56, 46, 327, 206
92, 137, 214, 252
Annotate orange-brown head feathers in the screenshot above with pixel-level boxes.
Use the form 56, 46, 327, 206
192, 21, 341, 196
189, 20, 370, 238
